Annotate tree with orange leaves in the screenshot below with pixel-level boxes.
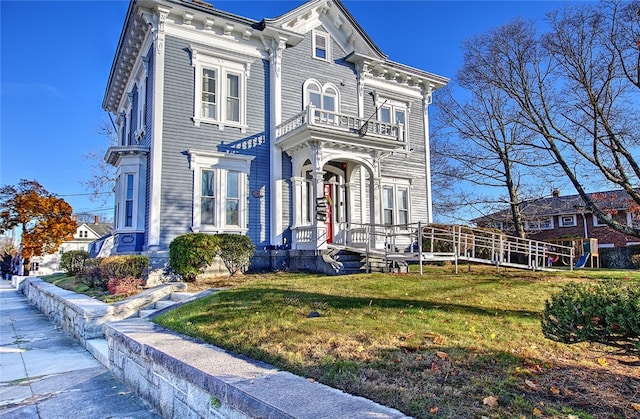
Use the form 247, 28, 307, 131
0, 179, 77, 273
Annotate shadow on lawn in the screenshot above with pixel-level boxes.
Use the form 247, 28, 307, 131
192, 287, 542, 319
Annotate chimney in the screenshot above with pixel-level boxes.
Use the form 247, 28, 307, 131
552, 188, 560, 198
94, 215, 99, 224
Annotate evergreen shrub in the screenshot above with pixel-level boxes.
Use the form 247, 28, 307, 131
169, 233, 220, 282
541, 281, 640, 355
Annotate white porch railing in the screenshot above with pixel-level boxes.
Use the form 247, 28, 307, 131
325, 222, 575, 274
276, 106, 405, 143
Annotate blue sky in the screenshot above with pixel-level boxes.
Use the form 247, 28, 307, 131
0, 0, 576, 220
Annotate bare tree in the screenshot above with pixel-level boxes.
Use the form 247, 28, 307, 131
81, 118, 118, 204
458, 1, 640, 238
434, 78, 555, 237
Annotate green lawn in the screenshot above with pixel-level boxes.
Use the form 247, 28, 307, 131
153, 266, 640, 418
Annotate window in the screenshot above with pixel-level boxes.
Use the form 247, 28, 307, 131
201, 170, 215, 225
125, 174, 134, 227
398, 188, 409, 225
201, 69, 217, 119
190, 46, 250, 130
188, 149, 254, 233
376, 98, 408, 144
593, 213, 611, 227
303, 80, 340, 121
559, 215, 576, 227
226, 171, 239, 226
313, 31, 329, 61
525, 217, 554, 230
382, 187, 394, 226
226, 74, 240, 122
381, 181, 412, 227
628, 210, 640, 229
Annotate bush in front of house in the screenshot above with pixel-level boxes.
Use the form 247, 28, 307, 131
99, 255, 148, 280
77, 255, 148, 290
169, 233, 220, 282
217, 234, 256, 276
60, 250, 91, 276
107, 275, 144, 297
541, 281, 640, 355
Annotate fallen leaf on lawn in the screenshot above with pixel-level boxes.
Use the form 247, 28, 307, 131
533, 407, 543, 416
525, 379, 538, 390
415, 354, 424, 361
631, 402, 640, 412
597, 357, 607, 366
307, 378, 315, 382
483, 395, 498, 408
550, 386, 560, 396
436, 351, 448, 360
430, 406, 439, 414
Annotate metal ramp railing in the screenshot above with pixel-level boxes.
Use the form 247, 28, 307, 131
331, 222, 575, 275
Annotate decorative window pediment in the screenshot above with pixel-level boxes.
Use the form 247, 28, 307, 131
189, 45, 252, 131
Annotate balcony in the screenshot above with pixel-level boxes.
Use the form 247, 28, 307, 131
275, 106, 407, 154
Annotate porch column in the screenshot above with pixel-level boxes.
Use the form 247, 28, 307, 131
422, 84, 434, 223
345, 181, 356, 224
312, 169, 328, 250
290, 176, 305, 227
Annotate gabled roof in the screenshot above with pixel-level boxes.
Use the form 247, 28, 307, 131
474, 189, 639, 224
81, 222, 114, 239
262, 0, 386, 60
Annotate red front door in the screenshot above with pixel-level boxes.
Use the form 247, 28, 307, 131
324, 183, 333, 243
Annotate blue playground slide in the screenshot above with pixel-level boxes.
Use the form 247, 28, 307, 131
575, 253, 590, 268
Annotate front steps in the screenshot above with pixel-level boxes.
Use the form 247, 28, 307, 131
327, 247, 409, 275
137, 291, 196, 318
86, 290, 201, 368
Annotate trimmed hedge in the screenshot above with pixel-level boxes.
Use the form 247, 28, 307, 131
169, 233, 220, 282
541, 281, 640, 355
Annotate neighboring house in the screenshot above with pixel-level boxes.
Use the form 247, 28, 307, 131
30, 218, 113, 275
102, 0, 447, 273
474, 189, 640, 251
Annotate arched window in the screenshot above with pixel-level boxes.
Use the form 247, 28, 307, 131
303, 80, 341, 121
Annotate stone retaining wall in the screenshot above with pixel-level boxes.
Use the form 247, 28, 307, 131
20, 277, 185, 348
105, 319, 408, 419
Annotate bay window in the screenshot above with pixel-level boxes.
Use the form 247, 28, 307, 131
188, 149, 254, 233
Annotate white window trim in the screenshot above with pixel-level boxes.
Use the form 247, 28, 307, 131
302, 79, 341, 112
187, 149, 254, 234
627, 211, 640, 228
113, 153, 147, 233
135, 76, 147, 141
559, 214, 577, 227
375, 97, 409, 150
593, 213, 611, 227
525, 217, 554, 231
189, 46, 251, 132
117, 172, 138, 231
380, 178, 412, 230
312, 30, 330, 62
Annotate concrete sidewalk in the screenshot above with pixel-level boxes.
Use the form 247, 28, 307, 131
0, 279, 159, 418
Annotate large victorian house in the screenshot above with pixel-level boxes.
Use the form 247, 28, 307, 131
103, 0, 447, 273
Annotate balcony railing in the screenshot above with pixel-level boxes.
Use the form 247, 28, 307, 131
276, 106, 405, 144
